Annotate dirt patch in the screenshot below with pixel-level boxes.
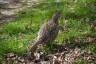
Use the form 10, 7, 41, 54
4, 37, 96, 64
0, 0, 40, 26
4, 47, 96, 64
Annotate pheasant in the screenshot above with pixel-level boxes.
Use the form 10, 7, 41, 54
28, 10, 61, 56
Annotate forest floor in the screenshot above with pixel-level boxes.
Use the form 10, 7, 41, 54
0, 0, 96, 64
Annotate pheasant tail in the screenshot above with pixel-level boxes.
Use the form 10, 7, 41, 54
28, 40, 42, 54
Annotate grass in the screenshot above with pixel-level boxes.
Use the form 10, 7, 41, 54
0, 0, 96, 63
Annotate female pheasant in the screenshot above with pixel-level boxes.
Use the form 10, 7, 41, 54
28, 10, 61, 56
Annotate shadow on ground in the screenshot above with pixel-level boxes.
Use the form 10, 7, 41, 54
3, 37, 96, 64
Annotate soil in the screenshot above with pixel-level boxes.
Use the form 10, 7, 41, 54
4, 37, 96, 64
0, 0, 39, 26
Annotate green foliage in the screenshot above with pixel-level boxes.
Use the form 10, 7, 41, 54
0, 0, 96, 63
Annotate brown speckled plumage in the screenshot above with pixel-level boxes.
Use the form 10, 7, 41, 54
28, 10, 61, 56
